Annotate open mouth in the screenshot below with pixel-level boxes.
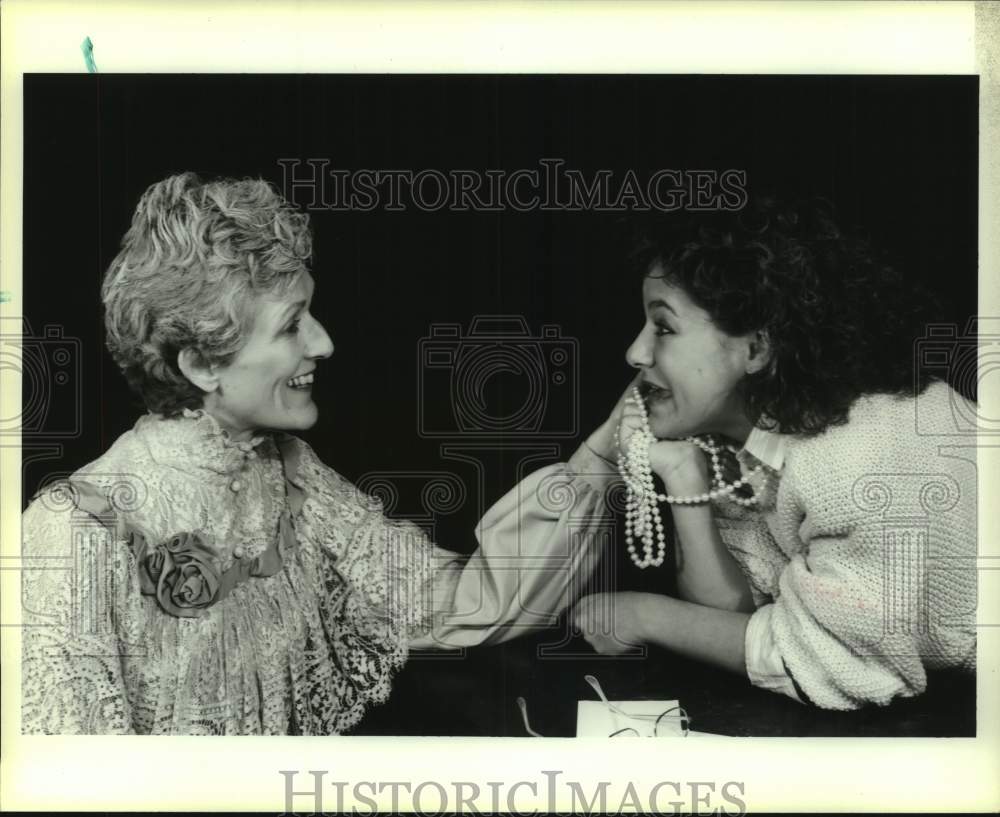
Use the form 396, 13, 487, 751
287, 371, 315, 390
638, 380, 671, 404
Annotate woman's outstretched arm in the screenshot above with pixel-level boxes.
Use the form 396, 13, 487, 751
409, 441, 618, 649
571, 591, 751, 675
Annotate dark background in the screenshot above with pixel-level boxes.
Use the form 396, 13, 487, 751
18, 74, 979, 736
21, 74, 978, 520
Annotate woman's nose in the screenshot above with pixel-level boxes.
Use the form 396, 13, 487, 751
308, 318, 335, 360
626, 329, 652, 369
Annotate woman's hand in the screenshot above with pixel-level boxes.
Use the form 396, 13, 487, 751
584, 372, 645, 463
571, 591, 652, 655
618, 399, 711, 497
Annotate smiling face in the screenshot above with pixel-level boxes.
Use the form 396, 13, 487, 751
626, 270, 762, 443
200, 272, 333, 440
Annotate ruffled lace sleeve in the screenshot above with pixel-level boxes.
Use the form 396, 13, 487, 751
410, 442, 618, 649
20, 484, 142, 734
284, 439, 439, 727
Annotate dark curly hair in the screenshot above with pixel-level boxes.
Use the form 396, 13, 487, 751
630, 196, 936, 436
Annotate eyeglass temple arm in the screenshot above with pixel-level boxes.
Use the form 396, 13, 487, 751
515, 696, 544, 738
587, 675, 692, 731
584, 674, 633, 719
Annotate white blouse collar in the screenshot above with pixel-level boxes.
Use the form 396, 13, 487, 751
741, 424, 788, 472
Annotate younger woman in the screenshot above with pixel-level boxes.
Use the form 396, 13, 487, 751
573, 199, 976, 710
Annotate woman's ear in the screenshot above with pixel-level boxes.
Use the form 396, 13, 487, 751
745, 330, 773, 375
176, 347, 220, 393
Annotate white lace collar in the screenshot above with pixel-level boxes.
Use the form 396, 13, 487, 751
133, 408, 272, 477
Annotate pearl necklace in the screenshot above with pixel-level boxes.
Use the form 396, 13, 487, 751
617, 387, 769, 569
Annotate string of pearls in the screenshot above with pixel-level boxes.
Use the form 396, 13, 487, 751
616, 386, 769, 569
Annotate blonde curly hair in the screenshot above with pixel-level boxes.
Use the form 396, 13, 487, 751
102, 172, 313, 415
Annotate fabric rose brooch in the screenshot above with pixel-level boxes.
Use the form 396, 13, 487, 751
132, 525, 285, 618
60, 478, 288, 619
135, 532, 224, 618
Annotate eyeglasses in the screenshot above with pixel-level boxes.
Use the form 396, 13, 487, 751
516, 674, 691, 738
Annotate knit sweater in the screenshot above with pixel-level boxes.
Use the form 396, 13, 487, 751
716, 381, 977, 710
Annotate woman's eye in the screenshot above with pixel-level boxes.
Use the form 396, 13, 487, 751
654, 323, 673, 337
285, 318, 301, 335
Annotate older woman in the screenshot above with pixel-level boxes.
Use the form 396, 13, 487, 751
572, 198, 977, 710
20, 173, 615, 734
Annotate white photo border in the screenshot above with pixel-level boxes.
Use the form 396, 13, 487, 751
1, 1, 998, 812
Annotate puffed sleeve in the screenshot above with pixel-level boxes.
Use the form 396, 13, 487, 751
410, 442, 618, 649
291, 437, 616, 657
20, 484, 140, 734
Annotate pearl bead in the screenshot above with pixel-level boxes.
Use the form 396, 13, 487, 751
617, 386, 767, 570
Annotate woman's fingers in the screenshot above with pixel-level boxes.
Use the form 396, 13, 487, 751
619, 428, 710, 491
617, 403, 646, 452
588, 373, 648, 464
608, 371, 646, 424
621, 399, 643, 415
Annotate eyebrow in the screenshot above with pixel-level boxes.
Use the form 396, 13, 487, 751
647, 298, 678, 316
278, 299, 307, 324
275, 275, 315, 325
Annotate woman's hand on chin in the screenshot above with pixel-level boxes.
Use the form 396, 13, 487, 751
618, 399, 711, 497
649, 439, 711, 497
571, 591, 652, 655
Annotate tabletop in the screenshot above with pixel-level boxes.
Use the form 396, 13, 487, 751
351, 626, 976, 738
353, 519, 975, 739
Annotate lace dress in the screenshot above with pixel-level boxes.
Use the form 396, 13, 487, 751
21, 410, 617, 734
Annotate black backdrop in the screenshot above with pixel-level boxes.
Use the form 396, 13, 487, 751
21, 74, 977, 562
